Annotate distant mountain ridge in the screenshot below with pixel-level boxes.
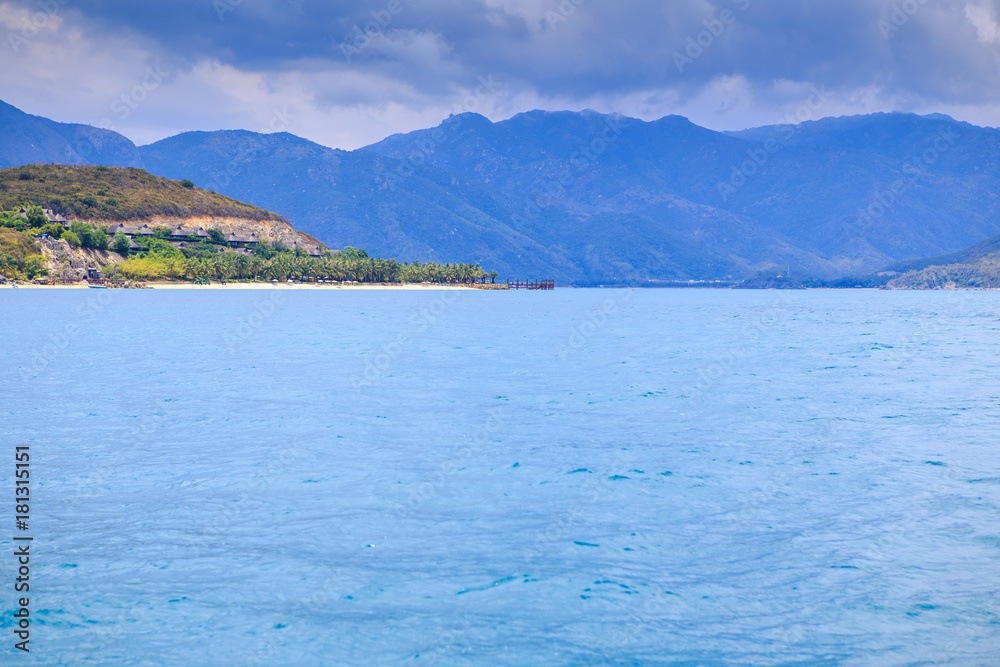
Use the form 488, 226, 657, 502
364, 109, 1000, 280
0, 100, 142, 169
3, 98, 1000, 284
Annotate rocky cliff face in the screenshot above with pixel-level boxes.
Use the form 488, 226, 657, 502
79, 215, 324, 248
38, 213, 327, 283
38, 237, 125, 282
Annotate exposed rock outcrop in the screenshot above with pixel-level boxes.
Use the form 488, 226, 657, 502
38, 237, 125, 282
80, 215, 323, 249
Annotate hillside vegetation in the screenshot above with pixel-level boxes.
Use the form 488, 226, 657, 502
0, 164, 285, 222
1, 196, 495, 284
0, 227, 46, 279
886, 254, 1000, 289
109, 244, 495, 284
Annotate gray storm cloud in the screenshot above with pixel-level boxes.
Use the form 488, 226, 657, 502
1, 0, 998, 147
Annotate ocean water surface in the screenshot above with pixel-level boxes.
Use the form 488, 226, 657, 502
1, 288, 999, 665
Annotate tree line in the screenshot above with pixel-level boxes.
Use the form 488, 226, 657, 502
113, 245, 498, 284
115, 233, 498, 284
1, 206, 499, 284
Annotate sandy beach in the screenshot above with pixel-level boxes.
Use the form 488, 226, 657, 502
151, 282, 479, 290
4, 281, 483, 290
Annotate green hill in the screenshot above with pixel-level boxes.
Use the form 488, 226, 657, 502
884, 235, 1000, 288
0, 164, 493, 284
884, 256, 1000, 289
886, 250, 1000, 289
0, 164, 286, 222
885, 233, 1000, 275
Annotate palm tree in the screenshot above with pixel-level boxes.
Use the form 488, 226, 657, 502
0, 253, 21, 279
262, 258, 277, 280
328, 258, 346, 282
275, 254, 294, 280
222, 253, 238, 281
161, 256, 181, 279
250, 256, 265, 280
234, 254, 251, 280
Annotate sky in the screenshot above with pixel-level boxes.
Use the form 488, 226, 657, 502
2, 0, 1000, 150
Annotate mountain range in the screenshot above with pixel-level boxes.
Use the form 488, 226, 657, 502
3, 99, 999, 285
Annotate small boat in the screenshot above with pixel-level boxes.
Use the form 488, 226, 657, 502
88, 284, 108, 289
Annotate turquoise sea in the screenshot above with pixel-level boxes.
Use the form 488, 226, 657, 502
1, 288, 999, 665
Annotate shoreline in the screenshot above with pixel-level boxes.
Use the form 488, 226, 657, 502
5, 283, 1000, 291
2, 281, 484, 290
3, 282, 482, 290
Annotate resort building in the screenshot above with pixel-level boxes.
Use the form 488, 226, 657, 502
24, 211, 327, 257
15, 207, 68, 224
106, 224, 273, 250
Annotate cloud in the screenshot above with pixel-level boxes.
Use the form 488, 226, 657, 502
0, 2, 63, 33
965, 1, 1000, 43
1, 0, 1000, 149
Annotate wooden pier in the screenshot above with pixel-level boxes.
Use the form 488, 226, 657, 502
507, 279, 555, 290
